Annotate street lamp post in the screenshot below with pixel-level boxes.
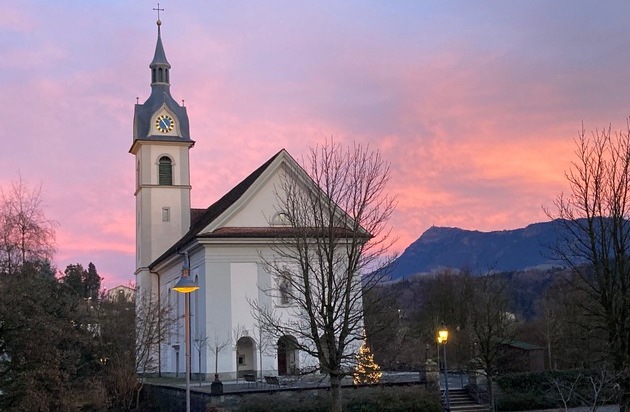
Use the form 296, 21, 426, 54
438, 322, 450, 412
173, 254, 199, 412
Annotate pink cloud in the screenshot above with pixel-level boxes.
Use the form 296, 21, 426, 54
5, 2, 630, 287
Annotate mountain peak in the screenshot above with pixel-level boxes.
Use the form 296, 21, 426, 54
390, 221, 563, 280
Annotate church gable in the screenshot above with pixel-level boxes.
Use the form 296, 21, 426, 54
209, 160, 290, 230
149, 149, 287, 269
149, 147, 361, 270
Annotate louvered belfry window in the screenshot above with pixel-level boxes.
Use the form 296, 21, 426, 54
158, 156, 172, 185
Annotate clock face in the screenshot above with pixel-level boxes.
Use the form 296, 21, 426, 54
155, 114, 175, 133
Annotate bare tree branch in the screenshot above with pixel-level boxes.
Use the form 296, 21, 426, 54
251, 141, 396, 412
0, 176, 57, 274
546, 121, 630, 409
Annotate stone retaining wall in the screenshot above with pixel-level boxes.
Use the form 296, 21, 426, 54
142, 380, 429, 412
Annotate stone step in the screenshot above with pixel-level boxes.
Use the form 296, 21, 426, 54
442, 389, 490, 412
450, 406, 490, 412
450, 395, 472, 400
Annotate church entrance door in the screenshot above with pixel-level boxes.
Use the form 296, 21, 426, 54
236, 336, 256, 378
277, 335, 299, 376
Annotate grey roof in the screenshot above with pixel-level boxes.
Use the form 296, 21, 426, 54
150, 23, 170, 68
504, 341, 544, 351
132, 22, 191, 142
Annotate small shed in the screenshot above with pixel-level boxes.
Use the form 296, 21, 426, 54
497, 340, 545, 373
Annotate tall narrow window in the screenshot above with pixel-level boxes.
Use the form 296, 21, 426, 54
158, 156, 172, 185
136, 160, 140, 189
278, 271, 291, 305
162, 207, 170, 222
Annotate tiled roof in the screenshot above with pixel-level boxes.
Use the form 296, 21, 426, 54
149, 150, 283, 270
190, 208, 206, 227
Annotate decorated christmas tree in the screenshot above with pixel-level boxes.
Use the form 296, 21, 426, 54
353, 339, 382, 384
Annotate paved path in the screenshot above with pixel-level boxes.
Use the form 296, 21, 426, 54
148, 371, 429, 394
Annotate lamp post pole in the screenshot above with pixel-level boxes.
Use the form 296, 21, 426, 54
438, 322, 450, 412
173, 253, 199, 412
184, 292, 191, 412
442, 340, 450, 412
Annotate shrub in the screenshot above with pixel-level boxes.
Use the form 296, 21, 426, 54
237, 385, 440, 412
495, 369, 621, 411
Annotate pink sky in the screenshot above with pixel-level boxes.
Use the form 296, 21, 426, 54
2, 1, 630, 289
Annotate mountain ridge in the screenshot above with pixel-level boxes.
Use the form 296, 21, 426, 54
389, 220, 565, 280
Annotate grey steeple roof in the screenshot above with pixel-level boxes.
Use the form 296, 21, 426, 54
131, 20, 192, 144
150, 21, 171, 71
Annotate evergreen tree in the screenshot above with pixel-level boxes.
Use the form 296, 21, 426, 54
62, 263, 86, 297
61, 262, 101, 301
85, 262, 101, 301
0, 264, 104, 410
353, 339, 382, 385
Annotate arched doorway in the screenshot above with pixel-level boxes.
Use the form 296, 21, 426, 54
236, 336, 256, 378
277, 335, 299, 375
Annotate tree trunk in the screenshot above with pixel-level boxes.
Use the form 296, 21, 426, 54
135, 381, 144, 411
620, 371, 630, 412
487, 374, 494, 412
330, 373, 343, 412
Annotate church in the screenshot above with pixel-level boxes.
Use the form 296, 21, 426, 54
130, 19, 358, 380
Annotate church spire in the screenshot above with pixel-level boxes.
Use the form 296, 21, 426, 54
131, 9, 192, 143
150, 19, 171, 86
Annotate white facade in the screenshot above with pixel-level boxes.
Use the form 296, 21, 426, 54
133, 22, 359, 381
145, 155, 324, 380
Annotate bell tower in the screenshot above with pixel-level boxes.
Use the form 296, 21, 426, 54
130, 18, 195, 297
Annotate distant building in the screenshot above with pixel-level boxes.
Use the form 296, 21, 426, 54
497, 341, 545, 373
107, 285, 135, 302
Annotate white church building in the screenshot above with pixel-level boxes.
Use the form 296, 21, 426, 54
131, 20, 356, 380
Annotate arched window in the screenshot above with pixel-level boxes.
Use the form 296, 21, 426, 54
158, 156, 172, 185
271, 212, 290, 226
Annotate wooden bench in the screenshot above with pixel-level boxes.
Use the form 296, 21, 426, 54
264, 375, 280, 388
243, 373, 256, 388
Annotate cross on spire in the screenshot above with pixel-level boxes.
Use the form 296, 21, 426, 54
153, 3, 164, 21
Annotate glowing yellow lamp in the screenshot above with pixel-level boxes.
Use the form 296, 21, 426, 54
438, 324, 448, 344
173, 275, 199, 294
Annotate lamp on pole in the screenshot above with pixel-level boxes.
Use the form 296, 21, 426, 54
173, 253, 199, 412
438, 322, 450, 412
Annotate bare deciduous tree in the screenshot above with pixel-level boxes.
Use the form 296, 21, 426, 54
251, 141, 396, 412
548, 367, 622, 412
206, 331, 231, 377
549, 371, 582, 411
0, 177, 57, 274
468, 275, 516, 411
193, 334, 208, 386
134, 292, 174, 408
546, 122, 630, 409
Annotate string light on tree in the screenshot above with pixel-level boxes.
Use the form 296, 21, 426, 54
353, 339, 382, 384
